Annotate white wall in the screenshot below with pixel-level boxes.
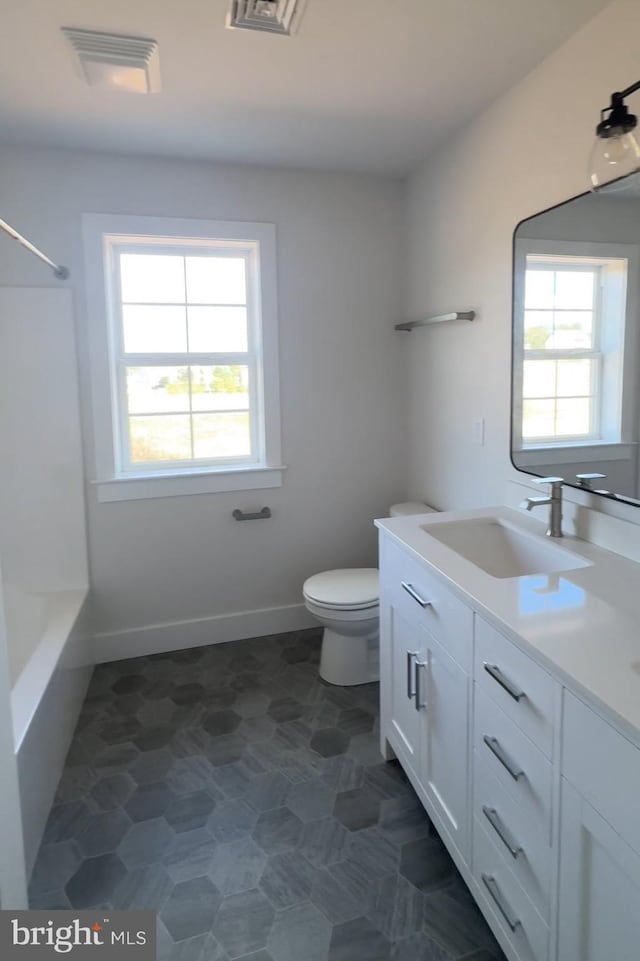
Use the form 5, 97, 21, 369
0, 147, 407, 655
404, 0, 640, 520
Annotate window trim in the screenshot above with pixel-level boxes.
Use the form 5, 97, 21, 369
83, 213, 284, 501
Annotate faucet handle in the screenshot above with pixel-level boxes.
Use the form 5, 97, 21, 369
576, 473, 607, 489
532, 476, 563, 487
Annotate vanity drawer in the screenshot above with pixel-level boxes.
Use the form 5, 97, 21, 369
473, 816, 548, 961
563, 690, 640, 855
384, 537, 473, 670
475, 616, 557, 758
474, 686, 552, 843
474, 755, 551, 919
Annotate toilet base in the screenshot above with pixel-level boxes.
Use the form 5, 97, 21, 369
319, 626, 379, 686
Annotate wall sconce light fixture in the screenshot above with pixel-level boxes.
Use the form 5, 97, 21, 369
590, 79, 640, 191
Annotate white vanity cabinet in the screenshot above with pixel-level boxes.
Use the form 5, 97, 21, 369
377, 524, 640, 961
379, 535, 473, 863
470, 618, 557, 961
557, 692, 640, 961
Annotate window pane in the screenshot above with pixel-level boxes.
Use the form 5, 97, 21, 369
120, 254, 185, 304
548, 311, 593, 349
192, 412, 251, 458
523, 400, 555, 439
523, 360, 556, 399
123, 305, 187, 353
556, 359, 592, 397
129, 415, 191, 463
188, 306, 248, 352
126, 366, 191, 414
524, 311, 552, 349
189, 365, 250, 411
525, 269, 555, 309
554, 271, 594, 310
185, 257, 246, 305
556, 398, 591, 436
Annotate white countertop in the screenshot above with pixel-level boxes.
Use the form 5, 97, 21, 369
375, 506, 640, 747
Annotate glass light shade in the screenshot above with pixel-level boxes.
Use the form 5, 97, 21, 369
589, 130, 640, 190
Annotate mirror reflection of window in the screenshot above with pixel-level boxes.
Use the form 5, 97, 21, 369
514, 243, 629, 451
522, 255, 623, 443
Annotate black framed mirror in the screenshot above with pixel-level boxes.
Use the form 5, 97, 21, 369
511, 181, 640, 506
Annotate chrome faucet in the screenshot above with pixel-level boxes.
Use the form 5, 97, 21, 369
519, 477, 564, 538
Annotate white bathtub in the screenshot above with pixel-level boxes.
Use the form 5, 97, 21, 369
5, 585, 50, 688
6, 583, 91, 875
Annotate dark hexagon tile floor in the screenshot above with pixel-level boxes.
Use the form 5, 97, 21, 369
30, 629, 505, 961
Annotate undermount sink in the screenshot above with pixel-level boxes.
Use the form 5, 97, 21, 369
422, 517, 592, 579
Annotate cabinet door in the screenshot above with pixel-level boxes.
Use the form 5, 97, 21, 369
421, 632, 469, 859
381, 600, 427, 784
558, 779, 640, 961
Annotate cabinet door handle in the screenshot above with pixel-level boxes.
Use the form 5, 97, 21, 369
483, 735, 524, 781
401, 582, 432, 608
407, 651, 418, 699
414, 658, 427, 712
483, 662, 525, 702
481, 874, 521, 932
482, 806, 522, 859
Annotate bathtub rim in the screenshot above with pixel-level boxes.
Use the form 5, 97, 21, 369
10, 587, 89, 752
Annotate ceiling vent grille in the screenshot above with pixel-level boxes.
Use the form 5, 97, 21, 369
62, 28, 161, 93
228, 0, 308, 36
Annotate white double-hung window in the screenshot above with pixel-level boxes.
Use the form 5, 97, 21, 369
84, 215, 282, 501
513, 239, 632, 452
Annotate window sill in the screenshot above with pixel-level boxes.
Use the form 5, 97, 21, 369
514, 442, 636, 467
93, 465, 286, 503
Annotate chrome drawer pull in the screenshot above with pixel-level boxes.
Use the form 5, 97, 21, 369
483, 735, 524, 781
414, 658, 427, 712
482, 874, 521, 932
407, 651, 418, 699
482, 806, 522, 859
483, 662, 525, 702
401, 581, 432, 608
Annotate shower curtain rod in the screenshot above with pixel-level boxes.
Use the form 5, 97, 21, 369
0, 218, 69, 280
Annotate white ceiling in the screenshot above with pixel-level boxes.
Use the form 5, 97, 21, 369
0, 0, 610, 176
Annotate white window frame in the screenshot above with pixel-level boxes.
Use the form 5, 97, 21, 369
83, 214, 284, 502
513, 239, 638, 459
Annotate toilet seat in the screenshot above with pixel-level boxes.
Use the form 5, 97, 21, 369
304, 596, 379, 622
303, 568, 379, 611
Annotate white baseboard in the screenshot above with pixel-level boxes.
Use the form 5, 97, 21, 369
93, 603, 317, 664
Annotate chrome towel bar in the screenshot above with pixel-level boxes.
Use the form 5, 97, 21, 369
395, 310, 476, 331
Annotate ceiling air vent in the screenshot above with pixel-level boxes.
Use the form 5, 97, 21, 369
62, 28, 161, 93
227, 0, 308, 36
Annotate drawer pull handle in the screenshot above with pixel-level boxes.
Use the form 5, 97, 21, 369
482, 874, 521, 932
483, 663, 525, 702
483, 735, 524, 781
401, 582, 432, 608
415, 658, 427, 712
406, 651, 418, 699
482, 806, 522, 859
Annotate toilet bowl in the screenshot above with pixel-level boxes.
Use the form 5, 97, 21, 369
303, 569, 379, 686
303, 502, 436, 686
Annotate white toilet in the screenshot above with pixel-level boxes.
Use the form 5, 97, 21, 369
302, 502, 436, 686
